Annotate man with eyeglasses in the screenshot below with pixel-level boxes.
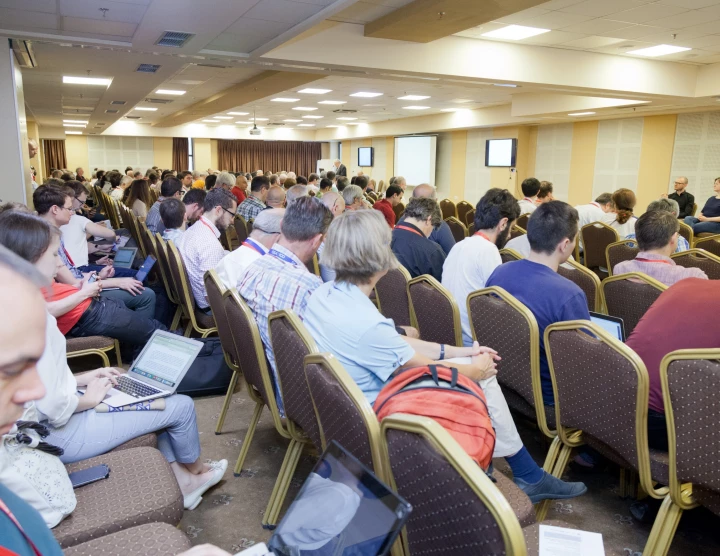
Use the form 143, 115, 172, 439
662, 176, 695, 219
177, 188, 237, 313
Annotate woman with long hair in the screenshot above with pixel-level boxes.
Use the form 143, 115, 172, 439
125, 179, 153, 219
607, 188, 637, 237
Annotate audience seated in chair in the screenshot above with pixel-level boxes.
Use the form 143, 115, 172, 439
303, 209, 586, 503
182, 188, 207, 227
146, 177, 183, 235
391, 197, 446, 281
237, 175, 270, 222
664, 176, 695, 219
230, 174, 248, 204
605, 188, 638, 237
160, 197, 188, 244
265, 185, 286, 209
575, 192, 613, 231
315, 192, 346, 283
215, 208, 284, 290
626, 198, 689, 253
518, 177, 541, 215
286, 184, 309, 205
443, 188, 520, 346
486, 201, 590, 406
177, 189, 237, 314
684, 177, 720, 235
537, 180, 554, 203
398, 183, 456, 255
342, 185, 365, 211
316, 178, 332, 199
372, 184, 402, 228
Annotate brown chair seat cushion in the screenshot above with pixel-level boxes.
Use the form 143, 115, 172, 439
64, 522, 191, 556
585, 434, 669, 486
522, 519, 577, 554
111, 433, 158, 452
55, 447, 183, 548
194, 308, 217, 329
494, 471, 536, 528
66, 336, 115, 352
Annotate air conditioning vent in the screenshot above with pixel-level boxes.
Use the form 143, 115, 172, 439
145, 98, 173, 104
333, 109, 357, 114
125, 116, 142, 120
155, 31, 194, 48
268, 122, 285, 126
136, 64, 161, 73
105, 109, 119, 114
110, 100, 126, 105
11, 39, 36, 68
195, 63, 231, 69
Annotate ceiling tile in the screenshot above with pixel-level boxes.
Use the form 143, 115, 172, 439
561, 18, 635, 34
559, 0, 647, 18
59, 0, 147, 23
0, 7, 57, 30
537, 0, 584, 9
560, 35, 626, 48
515, 11, 593, 29
241, 0, 324, 23
62, 16, 137, 37
208, 19, 294, 52
678, 34, 720, 48
601, 24, 671, 39
329, 2, 396, 24
494, 7, 551, 24
610, 3, 688, 24
657, 0, 719, 8
591, 39, 653, 53
0, 0, 55, 12
648, 11, 720, 29
696, 3, 720, 19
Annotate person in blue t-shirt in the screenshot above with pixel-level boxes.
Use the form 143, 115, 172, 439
487, 201, 590, 405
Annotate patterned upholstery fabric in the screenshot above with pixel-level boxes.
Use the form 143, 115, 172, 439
672, 252, 720, 279
55, 447, 183, 548
64, 522, 191, 556
516, 214, 530, 230
204, 273, 238, 366
557, 265, 598, 312
603, 279, 663, 336
696, 236, 720, 257
500, 251, 521, 264
269, 317, 322, 449
444, 217, 467, 243
111, 433, 158, 452
493, 471, 536, 528
66, 336, 115, 352
607, 243, 639, 273
678, 223, 693, 245
523, 520, 577, 553
385, 428, 509, 554
464, 208, 475, 227
223, 293, 271, 407
374, 268, 412, 327
456, 201, 473, 227
154, 236, 180, 304
166, 243, 195, 316
408, 280, 457, 346
468, 223, 476, 236
582, 224, 618, 270
440, 199, 457, 220
666, 358, 720, 516
234, 216, 249, 244
140, 224, 156, 262
500, 386, 556, 430
304, 362, 375, 470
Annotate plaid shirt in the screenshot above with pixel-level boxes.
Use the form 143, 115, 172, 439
237, 195, 266, 222
237, 243, 322, 412
177, 216, 226, 309
625, 233, 689, 253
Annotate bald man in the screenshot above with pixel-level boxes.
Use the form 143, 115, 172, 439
397, 183, 455, 255
266, 185, 287, 208
231, 174, 248, 204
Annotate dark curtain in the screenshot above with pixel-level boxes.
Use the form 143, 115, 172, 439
42, 139, 67, 177
217, 140, 322, 177
172, 137, 189, 171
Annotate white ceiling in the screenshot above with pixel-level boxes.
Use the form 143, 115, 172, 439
456, 0, 720, 64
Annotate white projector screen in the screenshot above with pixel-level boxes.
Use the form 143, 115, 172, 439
394, 136, 437, 187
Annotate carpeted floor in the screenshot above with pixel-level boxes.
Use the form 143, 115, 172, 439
181, 393, 720, 555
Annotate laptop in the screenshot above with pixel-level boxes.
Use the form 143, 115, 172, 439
134, 255, 157, 283
112, 246, 137, 268
100, 331, 203, 408
589, 312, 626, 342
237, 441, 412, 556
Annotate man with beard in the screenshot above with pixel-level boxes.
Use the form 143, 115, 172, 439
442, 188, 520, 346
177, 188, 237, 313
486, 201, 588, 405
391, 197, 446, 281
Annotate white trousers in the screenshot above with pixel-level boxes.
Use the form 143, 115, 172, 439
479, 375, 524, 458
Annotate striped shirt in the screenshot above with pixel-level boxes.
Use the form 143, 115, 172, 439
177, 216, 226, 309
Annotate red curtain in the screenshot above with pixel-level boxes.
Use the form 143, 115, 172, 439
217, 140, 322, 177
42, 139, 67, 177
172, 137, 189, 171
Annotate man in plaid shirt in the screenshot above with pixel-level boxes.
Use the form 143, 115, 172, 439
237, 175, 270, 223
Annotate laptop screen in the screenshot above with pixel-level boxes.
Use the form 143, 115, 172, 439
113, 247, 135, 266
590, 313, 625, 342
130, 332, 202, 388
269, 441, 411, 556
134, 255, 156, 283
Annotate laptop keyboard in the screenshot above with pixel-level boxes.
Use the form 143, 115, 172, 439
115, 375, 162, 398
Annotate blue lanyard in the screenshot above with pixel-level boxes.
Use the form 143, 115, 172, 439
242, 238, 265, 255
268, 248, 297, 266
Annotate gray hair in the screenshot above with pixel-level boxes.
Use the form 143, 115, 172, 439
281, 196, 333, 242
286, 184, 308, 204
287, 172, 297, 180
321, 210, 397, 286
251, 208, 284, 236
203, 187, 236, 212
648, 197, 680, 218
342, 184, 364, 206
120, 175, 133, 187
215, 172, 236, 189
394, 176, 407, 187
404, 197, 442, 227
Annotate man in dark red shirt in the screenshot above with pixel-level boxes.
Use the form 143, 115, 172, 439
626, 278, 720, 451
373, 184, 403, 228
231, 174, 248, 205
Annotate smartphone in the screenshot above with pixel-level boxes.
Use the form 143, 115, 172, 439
68, 464, 110, 488
87, 273, 98, 284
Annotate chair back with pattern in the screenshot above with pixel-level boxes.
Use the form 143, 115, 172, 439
671, 248, 720, 280
516, 213, 530, 230
467, 287, 554, 437
204, 270, 238, 370
374, 266, 413, 327
444, 216, 467, 243
464, 207, 475, 227
268, 311, 322, 449
557, 259, 603, 313
581, 221, 619, 270
606, 239, 639, 276
382, 414, 526, 556
408, 275, 462, 346
499, 248, 522, 264
602, 272, 666, 336
456, 201, 473, 227
154, 233, 180, 305
467, 222, 475, 236
234, 215, 248, 245
139, 222, 158, 266
694, 234, 720, 257
304, 353, 388, 477
439, 198, 457, 220
678, 221, 694, 247
167, 241, 217, 336
393, 202, 405, 222
509, 225, 525, 240
662, 350, 720, 515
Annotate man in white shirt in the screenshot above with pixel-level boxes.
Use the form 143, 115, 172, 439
215, 208, 284, 290
442, 188, 521, 346
517, 177, 541, 215
575, 192, 613, 229
178, 189, 237, 311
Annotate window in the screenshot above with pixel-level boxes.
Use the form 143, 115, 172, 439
188, 137, 194, 172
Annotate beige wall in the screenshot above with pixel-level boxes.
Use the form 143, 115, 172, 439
210, 140, 219, 171
153, 137, 172, 169
65, 135, 89, 173
193, 138, 212, 172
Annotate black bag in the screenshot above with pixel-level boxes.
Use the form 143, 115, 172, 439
177, 337, 233, 397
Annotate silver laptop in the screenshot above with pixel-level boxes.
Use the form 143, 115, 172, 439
102, 331, 203, 407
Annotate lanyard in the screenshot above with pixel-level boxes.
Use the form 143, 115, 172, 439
474, 231, 492, 242
199, 218, 218, 238
590, 202, 600, 208
635, 257, 672, 265
395, 225, 423, 237
268, 248, 297, 266
242, 238, 265, 255
523, 197, 535, 203
0, 499, 42, 556
62, 245, 75, 267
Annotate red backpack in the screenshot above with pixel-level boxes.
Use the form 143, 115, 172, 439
374, 365, 496, 471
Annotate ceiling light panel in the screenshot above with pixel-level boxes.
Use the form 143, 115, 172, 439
235, 121, 252, 124
254, 118, 269, 121
318, 100, 346, 105
398, 95, 430, 100
481, 25, 550, 40
63, 123, 86, 127
227, 112, 249, 116
134, 107, 157, 111
568, 112, 596, 116
155, 89, 186, 95
272, 98, 300, 102
350, 92, 383, 98
337, 117, 357, 120
283, 119, 302, 122
215, 116, 233, 120
298, 124, 315, 127
626, 44, 691, 57
298, 88, 332, 94
292, 107, 318, 111
202, 119, 219, 123
65, 131, 82, 134
63, 76, 112, 86
403, 106, 430, 110
303, 115, 323, 119
63, 119, 88, 124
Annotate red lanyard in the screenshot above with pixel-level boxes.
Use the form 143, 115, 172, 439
635, 258, 672, 265
523, 197, 535, 203
474, 231, 492, 242
0, 499, 42, 556
395, 225, 423, 237
242, 239, 265, 255
590, 202, 600, 209
62, 245, 75, 267
199, 218, 218, 237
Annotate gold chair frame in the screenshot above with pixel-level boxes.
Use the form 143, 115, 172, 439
154, 233, 184, 330
444, 216, 468, 241
498, 248, 523, 262
407, 274, 463, 347
580, 221, 619, 270
560, 258, 605, 314
373, 265, 417, 329
66, 338, 122, 367
605, 239, 638, 277
693, 233, 720, 254
677, 221, 694, 247
670, 248, 720, 279
439, 198, 458, 219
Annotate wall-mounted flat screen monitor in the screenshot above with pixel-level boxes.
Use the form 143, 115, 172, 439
358, 147, 374, 167
485, 138, 517, 167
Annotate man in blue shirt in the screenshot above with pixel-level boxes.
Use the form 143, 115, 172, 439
487, 201, 590, 405
399, 184, 455, 255
391, 197, 446, 281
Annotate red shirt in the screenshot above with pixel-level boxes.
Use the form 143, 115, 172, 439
231, 186, 247, 204
373, 198, 396, 228
45, 282, 92, 334
626, 279, 720, 413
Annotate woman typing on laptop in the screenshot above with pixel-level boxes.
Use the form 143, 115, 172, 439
0, 211, 227, 511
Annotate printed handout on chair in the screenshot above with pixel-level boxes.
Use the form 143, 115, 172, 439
539, 524, 604, 556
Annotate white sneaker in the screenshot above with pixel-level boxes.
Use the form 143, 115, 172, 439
183, 459, 228, 510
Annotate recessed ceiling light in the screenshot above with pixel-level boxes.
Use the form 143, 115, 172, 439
271, 98, 300, 102
337, 117, 357, 121
298, 123, 315, 127
63, 76, 112, 86
398, 95, 430, 101
626, 44, 691, 57
350, 92, 383, 98
63, 123, 86, 127
318, 100, 346, 105
481, 25, 550, 40
326, 125, 339, 128
227, 112, 249, 116
493, 83, 518, 88
63, 119, 88, 124
65, 131, 83, 134
215, 116, 233, 120
403, 106, 430, 110
235, 121, 252, 124
255, 118, 269, 121
155, 89, 186, 95
363, 104, 385, 107
568, 112, 596, 116
134, 107, 157, 111
292, 107, 318, 111
283, 119, 302, 122
202, 119, 219, 123
452, 99, 474, 104
303, 115, 323, 119
298, 88, 332, 94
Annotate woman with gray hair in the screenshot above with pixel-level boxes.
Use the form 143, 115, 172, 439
626, 197, 690, 252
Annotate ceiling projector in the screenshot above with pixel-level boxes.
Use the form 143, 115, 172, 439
249, 124, 261, 136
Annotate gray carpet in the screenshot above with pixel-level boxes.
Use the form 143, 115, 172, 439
181, 393, 720, 555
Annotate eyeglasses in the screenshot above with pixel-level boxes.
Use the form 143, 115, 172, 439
222, 207, 236, 218
60, 205, 74, 213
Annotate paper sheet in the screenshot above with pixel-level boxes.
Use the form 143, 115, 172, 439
539, 524, 604, 556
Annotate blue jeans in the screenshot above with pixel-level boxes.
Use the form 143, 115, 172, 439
79, 264, 137, 278
684, 216, 720, 235
100, 287, 156, 319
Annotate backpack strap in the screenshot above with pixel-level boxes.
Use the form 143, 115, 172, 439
430, 364, 459, 388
